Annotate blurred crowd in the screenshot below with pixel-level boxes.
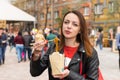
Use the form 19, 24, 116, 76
0, 27, 60, 65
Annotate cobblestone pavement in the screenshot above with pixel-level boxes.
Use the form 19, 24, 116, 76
96, 47, 120, 80
0, 46, 120, 80
0, 46, 48, 80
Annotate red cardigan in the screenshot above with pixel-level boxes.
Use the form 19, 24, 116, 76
14, 35, 24, 44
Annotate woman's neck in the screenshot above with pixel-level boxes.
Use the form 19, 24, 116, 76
65, 38, 79, 47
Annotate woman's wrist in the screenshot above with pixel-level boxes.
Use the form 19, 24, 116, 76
32, 50, 42, 61
32, 54, 40, 61
34, 49, 42, 53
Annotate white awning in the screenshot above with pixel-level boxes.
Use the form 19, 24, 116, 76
0, 1, 36, 21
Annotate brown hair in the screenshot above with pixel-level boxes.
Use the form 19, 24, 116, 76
59, 10, 93, 56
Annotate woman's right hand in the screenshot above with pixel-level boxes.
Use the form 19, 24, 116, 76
32, 40, 47, 61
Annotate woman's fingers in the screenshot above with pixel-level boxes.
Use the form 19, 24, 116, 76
33, 40, 47, 51
53, 74, 64, 79
52, 69, 70, 79
34, 40, 46, 47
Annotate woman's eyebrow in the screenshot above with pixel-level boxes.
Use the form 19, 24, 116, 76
72, 21, 79, 24
64, 19, 79, 24
64, 19, 69, 21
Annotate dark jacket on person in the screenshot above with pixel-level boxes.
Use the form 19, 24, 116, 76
97, 33, 103, 44
0, 36, 2, 46
23, 35, 33, 47
9, 35, 15, 46
1, 33, 7, 47
30, 43, 99, 80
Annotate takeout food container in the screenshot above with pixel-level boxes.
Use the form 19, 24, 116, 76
49, 52, 64, 75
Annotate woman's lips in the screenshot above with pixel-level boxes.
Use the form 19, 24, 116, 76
65, 30, 71, 34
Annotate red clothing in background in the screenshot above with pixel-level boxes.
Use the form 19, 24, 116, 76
14, 36, 24, 44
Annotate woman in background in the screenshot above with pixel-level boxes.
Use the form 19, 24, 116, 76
14, 31, 24, 63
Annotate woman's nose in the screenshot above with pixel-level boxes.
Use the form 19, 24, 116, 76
67, 23, 72, 29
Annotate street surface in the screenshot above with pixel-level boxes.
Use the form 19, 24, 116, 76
0, 46, 120, 80
0, 46, 48, 80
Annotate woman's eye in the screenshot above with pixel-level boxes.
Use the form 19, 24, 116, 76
73, 23, 79, 27
64, 21, 69, 24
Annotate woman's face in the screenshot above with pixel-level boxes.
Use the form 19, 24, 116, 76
62, 13, 80, 39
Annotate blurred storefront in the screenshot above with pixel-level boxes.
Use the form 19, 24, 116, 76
0, 20, 6, 28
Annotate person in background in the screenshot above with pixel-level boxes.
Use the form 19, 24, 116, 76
95, 31, 99, 47
1, 29, 8, 64
9, 32, 15, 52
108, 28, 115, 51
52, 29, 60, 39
14, 31, 24, 63
44, 28, 57, 48
23, 31, 32, 61
116, 26, 120, 70
29, 31, 35, 47
108, 29, 113, 48
0, 28, 3, 65
97, 30, 103, 50
30, 10, 99, 80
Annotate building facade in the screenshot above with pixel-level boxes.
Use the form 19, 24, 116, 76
12, 0, 120, 47
13, 0, 120, 35
14, 0, 81, 29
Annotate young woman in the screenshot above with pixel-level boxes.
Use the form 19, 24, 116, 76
14, 31, 24, 63
30, 10, 99, 80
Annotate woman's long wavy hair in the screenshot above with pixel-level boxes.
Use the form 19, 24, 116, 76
59, 10, 93, 56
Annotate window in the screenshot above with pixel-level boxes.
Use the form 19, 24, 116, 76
83, 7, 90, 16
54, 11, 59, 19
94, 3, 103, 15
23, 2, 27, 10
40, 0, 44, 6
54, 0, 58, 3
40, 13, 44, 20
108, 2, 114, 12
47, 0, 51, 4
35, 1, 38, 11
27, 1, 34, 9
47, 12, 51, 19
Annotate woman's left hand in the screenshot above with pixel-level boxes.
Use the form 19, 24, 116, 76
53, 69, 70, 79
